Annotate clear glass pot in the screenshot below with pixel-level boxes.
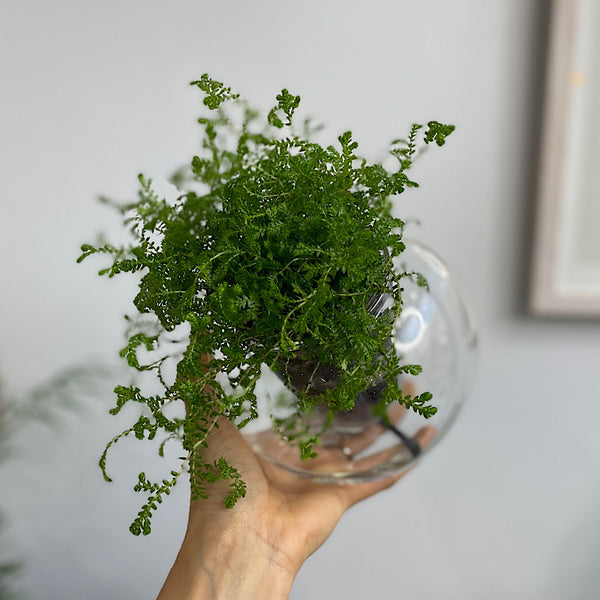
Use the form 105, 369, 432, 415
241, 239, 478, 482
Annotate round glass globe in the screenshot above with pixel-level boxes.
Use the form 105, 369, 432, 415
242, 239, 477, 483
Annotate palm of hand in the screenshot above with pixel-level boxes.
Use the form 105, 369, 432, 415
187, 417, 434, 572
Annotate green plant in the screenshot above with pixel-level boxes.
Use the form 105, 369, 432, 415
0, 365, 109, 598
79, 74, 454, 535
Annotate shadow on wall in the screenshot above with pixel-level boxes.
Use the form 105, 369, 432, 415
515, 0, 553, 319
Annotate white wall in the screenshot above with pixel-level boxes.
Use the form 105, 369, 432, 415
2, 1, 600, 598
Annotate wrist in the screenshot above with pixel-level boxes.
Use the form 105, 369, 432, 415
158, 513, 298, 600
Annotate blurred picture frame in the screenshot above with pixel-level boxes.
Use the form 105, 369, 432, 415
530, 0, 600, 317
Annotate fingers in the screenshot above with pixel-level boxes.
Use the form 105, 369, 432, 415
339, 425, 436, 508
245, 404, 433, 481
332, 402, 408, 458
315, 381, 414, 461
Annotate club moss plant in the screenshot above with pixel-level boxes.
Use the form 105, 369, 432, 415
79, 74, 454, 535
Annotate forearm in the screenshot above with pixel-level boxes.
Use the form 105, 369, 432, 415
157, 521, 298, 600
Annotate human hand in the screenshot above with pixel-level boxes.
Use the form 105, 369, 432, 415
158, 414, 434, 600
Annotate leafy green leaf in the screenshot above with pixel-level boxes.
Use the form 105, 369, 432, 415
80, 73, 453, 535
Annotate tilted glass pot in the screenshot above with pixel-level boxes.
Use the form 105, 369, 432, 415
242, 239, 478, 483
